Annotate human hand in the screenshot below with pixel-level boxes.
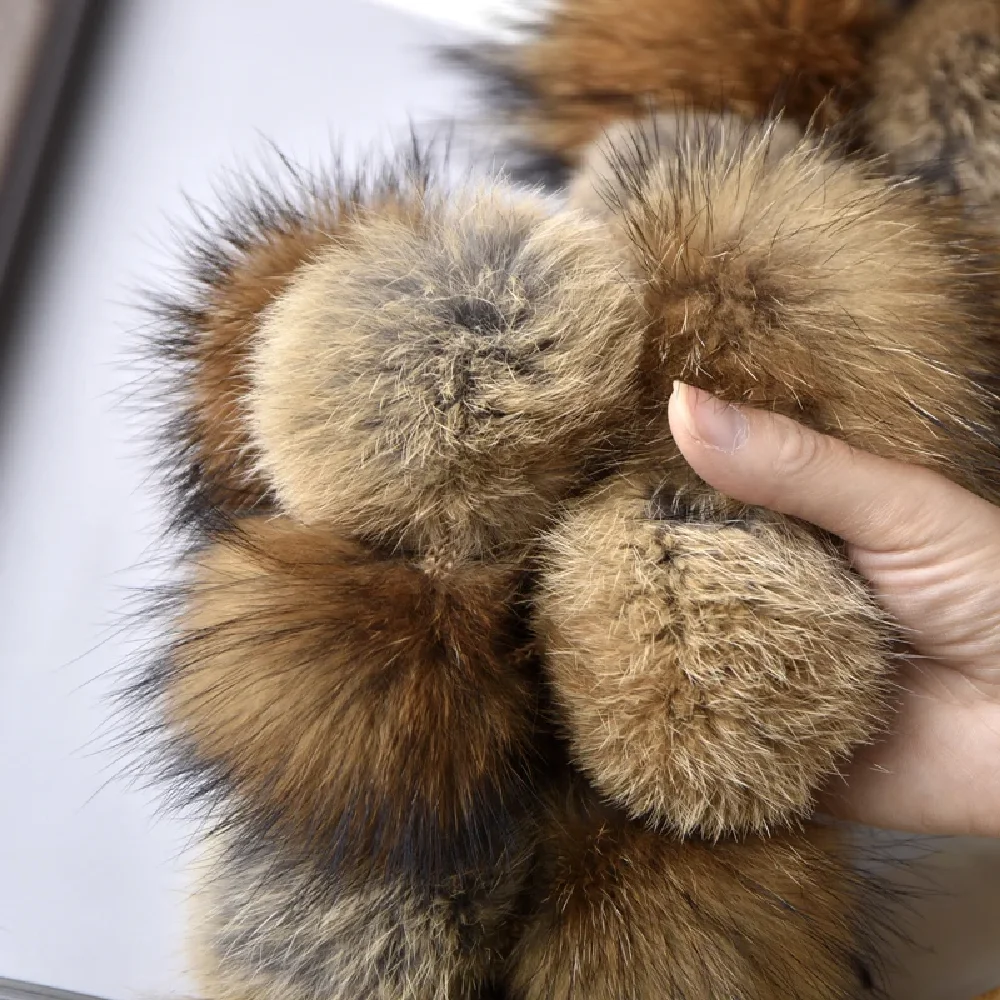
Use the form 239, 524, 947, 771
667, 381, 1000, 839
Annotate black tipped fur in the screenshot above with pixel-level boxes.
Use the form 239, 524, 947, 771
441, 44, 575, 188
125, 137, 444, 543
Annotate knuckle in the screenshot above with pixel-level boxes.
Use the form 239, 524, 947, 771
771, 420, 829, 481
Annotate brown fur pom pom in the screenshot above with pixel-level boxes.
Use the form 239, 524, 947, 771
249, 187, 645, 561
164, 518, 539, 882
509, 782, 888, 1000
572, 114, 1000, 500
534, 477, 892, 836
454, 0, 897, 183
868, 0, 1000, 204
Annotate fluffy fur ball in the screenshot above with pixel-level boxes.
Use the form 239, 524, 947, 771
164, 518, 540, 882
534, 477, 892, 836
249, 188, 645, 560
142, 155, 441, 531
868, 0, 1000, 204
192, 832, 531, 1000
455, 0, 898, 183
573, 114, 1000, 502
510, 782, 886, 1000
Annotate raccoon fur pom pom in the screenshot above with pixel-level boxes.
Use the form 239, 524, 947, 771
868, 0, 1000, 204
125, 5, 1000, 995
509, 782, 890, 1000
573, 113, 1000, 495
453, 0, 899, 183
191, 830, 531, 1000
164, 516, 541, 881
249, 188, 645, 560
534, 478, 893, 837
139, 150, 439, 531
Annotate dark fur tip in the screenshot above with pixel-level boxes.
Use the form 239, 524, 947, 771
124, 134, 448, 546
437, 43, 574, 189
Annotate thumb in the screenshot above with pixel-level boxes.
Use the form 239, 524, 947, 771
666, 381, 970, 553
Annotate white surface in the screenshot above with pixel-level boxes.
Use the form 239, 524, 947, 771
373, 0, 523, 34
0, 1, 996, 998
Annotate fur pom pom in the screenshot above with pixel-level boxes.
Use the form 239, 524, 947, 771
156, 518, 540, 883
191, 831, 531, 1000
868, 0, 1000, 204
450, 0, 898, 184
581, 114, 1000, 500
249, 188, 645, 560
534, 477, 893, 836
137, 145, 440, 535
510, 782, 890, 1000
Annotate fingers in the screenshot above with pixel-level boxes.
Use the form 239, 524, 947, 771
667, 381, 971, 553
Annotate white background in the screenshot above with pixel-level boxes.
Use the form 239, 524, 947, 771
376, 0, 522, 33
0, 2, 996, 998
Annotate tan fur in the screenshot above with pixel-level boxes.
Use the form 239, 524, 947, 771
476, 0, 895, 171
167, 517, 539, 876
191, 833, 529, 1000
525, 117, 1000, 838
248, 187, 645, 561
510, 782, 881, 1000
568, 112, 805, 220
191, 224, 334, 511
576, 117, 1000, 502
534, 476, 892, 837
157, 163, 438, 522
868, 0, 1000, 205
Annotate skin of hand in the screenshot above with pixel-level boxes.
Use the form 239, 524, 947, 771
667, 381, 1000, 839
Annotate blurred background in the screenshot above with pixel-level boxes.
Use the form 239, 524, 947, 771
0, 3, 996, 999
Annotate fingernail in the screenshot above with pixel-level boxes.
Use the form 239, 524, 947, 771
672, 381, 749, 453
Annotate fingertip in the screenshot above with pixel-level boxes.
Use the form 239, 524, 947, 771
667, 380, 692, 446
669, 382, 750, 456
667, 382, 752, 510
667, 385, 868, 541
